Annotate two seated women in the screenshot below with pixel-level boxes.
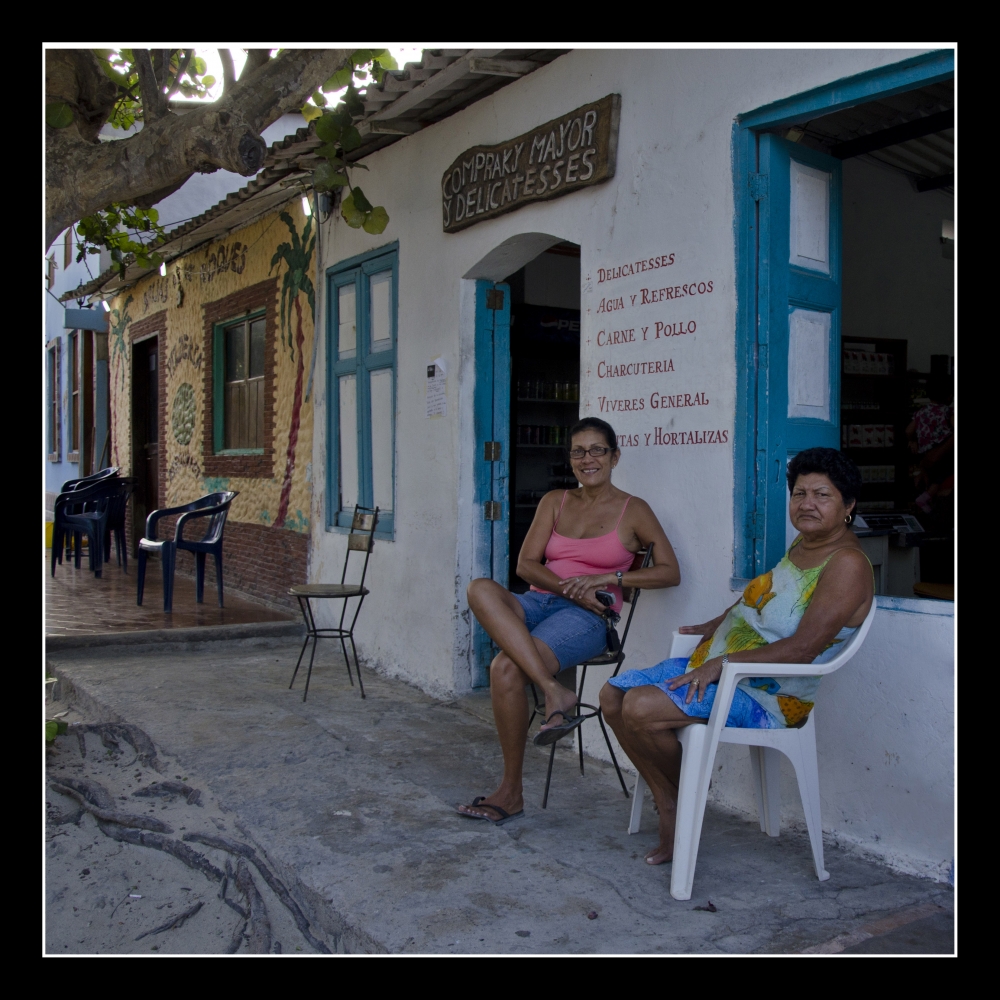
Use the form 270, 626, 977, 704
460, 418, 873, 858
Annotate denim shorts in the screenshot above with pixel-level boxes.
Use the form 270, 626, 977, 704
513, 591, 609, 671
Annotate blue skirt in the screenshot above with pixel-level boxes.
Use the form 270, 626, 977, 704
607, 658, 780, 729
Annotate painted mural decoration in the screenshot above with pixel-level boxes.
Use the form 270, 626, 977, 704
105, 204, 316, 540
269, 211, 315, 529
171, 382, 196, 445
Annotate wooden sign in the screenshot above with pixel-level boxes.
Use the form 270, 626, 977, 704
441, 94, 621, 233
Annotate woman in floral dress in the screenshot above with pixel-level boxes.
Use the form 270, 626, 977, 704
601, 448, 873, 865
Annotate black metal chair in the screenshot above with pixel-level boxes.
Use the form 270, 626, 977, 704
51, 478, 130, 579
288, 506, 379, 702
530, 545, 655, 809
137, 491, 239, 612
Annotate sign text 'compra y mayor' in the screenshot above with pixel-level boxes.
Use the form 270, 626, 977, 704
441, 94, 621, 233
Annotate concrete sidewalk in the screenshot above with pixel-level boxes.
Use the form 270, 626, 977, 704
47, 637, 954, 954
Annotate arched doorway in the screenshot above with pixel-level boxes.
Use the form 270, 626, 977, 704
463, 232, 582, 683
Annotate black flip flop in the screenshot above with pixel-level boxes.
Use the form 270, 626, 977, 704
457, 796, 524, 826
532, 710, 585, 747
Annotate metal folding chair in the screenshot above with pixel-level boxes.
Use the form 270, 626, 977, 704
288, 506, 379, 702
530, 545, 655, 808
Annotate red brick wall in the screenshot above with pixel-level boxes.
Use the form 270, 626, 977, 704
202, 278, 278, 479
168, 518, 308, 610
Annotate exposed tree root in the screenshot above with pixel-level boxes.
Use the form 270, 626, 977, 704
134, 902, 203, 941
48, 723, 328, 953
70, 723, 160, 770
51, 778, 173, 833
235, 859, 272, 954
184, 832, 330, 954
133, 780, 202, 806
101, 825, 226, 883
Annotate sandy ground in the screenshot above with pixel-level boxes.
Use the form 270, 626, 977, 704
45, 701, 318, 955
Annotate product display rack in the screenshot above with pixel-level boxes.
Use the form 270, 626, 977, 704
840, 337, 909, 511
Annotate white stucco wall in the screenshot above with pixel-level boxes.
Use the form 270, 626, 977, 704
580, 596, 954, 881
309, 48, 953, 875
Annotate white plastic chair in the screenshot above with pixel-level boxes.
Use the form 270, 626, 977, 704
626, 601, 877, 900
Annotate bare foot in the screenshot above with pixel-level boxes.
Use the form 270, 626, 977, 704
644, 843, 673, 865
457, 792, 524, 821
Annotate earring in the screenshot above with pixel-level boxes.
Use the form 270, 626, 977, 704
845, 515, 852, 523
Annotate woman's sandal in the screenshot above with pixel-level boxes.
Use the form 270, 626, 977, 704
532, 710, 586, 747
457, 796, 524, 826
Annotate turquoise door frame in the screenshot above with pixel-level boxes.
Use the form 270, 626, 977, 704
732, 49, 954, 579
472, 280, 511, 686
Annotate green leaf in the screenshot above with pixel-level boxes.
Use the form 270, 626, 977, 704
46, 103, 74, 128
312, 161, 348, 191
351, 186, 373, 213
362, 205, 389, 234
301, 103, 323, 123
201, 74, 216, 88
312, 90, 327, 107
314, 114, 342, 143
330, 106, 353, 128
314, 143, 344, 163
377, 53, 398, 71
191, 56, 207, 75
340, 125, 362, 153
322, 66, 354, 93
45, 719, 68, 743
340, 192, 365, 228
343, 88, 365, 118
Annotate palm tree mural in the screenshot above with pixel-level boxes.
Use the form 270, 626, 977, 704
269, 211, 315, 529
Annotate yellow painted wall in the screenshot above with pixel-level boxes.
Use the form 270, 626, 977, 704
107, 202, 316, 534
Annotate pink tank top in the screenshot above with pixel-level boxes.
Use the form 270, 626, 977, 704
532, 492, 635, 612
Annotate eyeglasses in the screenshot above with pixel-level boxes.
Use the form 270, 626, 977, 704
568, 446, 611, 459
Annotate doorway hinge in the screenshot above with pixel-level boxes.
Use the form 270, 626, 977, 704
483, 441, 501, 461
484, 501, 502, 521
486, 288, 505, 310
749, 173, 768, 201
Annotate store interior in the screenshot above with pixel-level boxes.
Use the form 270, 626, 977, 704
781, 80, 954, 598
505, 243, 581, 592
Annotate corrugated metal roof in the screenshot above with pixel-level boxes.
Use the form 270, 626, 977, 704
774, 81, 954, 193
60, 49, 568, 302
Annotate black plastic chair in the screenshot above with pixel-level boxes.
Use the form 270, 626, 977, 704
60, 467, 119, 493
530, 545, 655, 809
288, 506, 379, 701
51, 479, 130, 579
56, 467, 119, 565
137, 491, 239, 613
103, 477, 136, 571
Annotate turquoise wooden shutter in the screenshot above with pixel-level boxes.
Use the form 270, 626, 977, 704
757, 134, 842, 572
472, 280, 511, 685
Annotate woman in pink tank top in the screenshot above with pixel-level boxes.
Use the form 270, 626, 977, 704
459, 418, 680, 825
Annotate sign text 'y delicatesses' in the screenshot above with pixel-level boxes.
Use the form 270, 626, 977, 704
441, 94, 620, 233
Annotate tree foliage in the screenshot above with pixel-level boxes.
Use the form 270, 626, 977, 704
45, 48, 393, 279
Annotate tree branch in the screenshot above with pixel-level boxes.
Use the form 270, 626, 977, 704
134, 50, 167, 121
219, 49, 236, 94
165, 49, 192, 100
240, 49, 271, 80
46, 49, 352, 250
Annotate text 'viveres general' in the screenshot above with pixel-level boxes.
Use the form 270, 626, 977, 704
441, 94, 621, 233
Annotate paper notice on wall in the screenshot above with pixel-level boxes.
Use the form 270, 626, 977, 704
426, 357, 447, 418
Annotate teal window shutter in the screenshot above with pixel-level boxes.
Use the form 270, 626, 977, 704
327, 244, 398, 537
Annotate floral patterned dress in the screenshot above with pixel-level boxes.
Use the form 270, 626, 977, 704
609, 543, 862, 729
